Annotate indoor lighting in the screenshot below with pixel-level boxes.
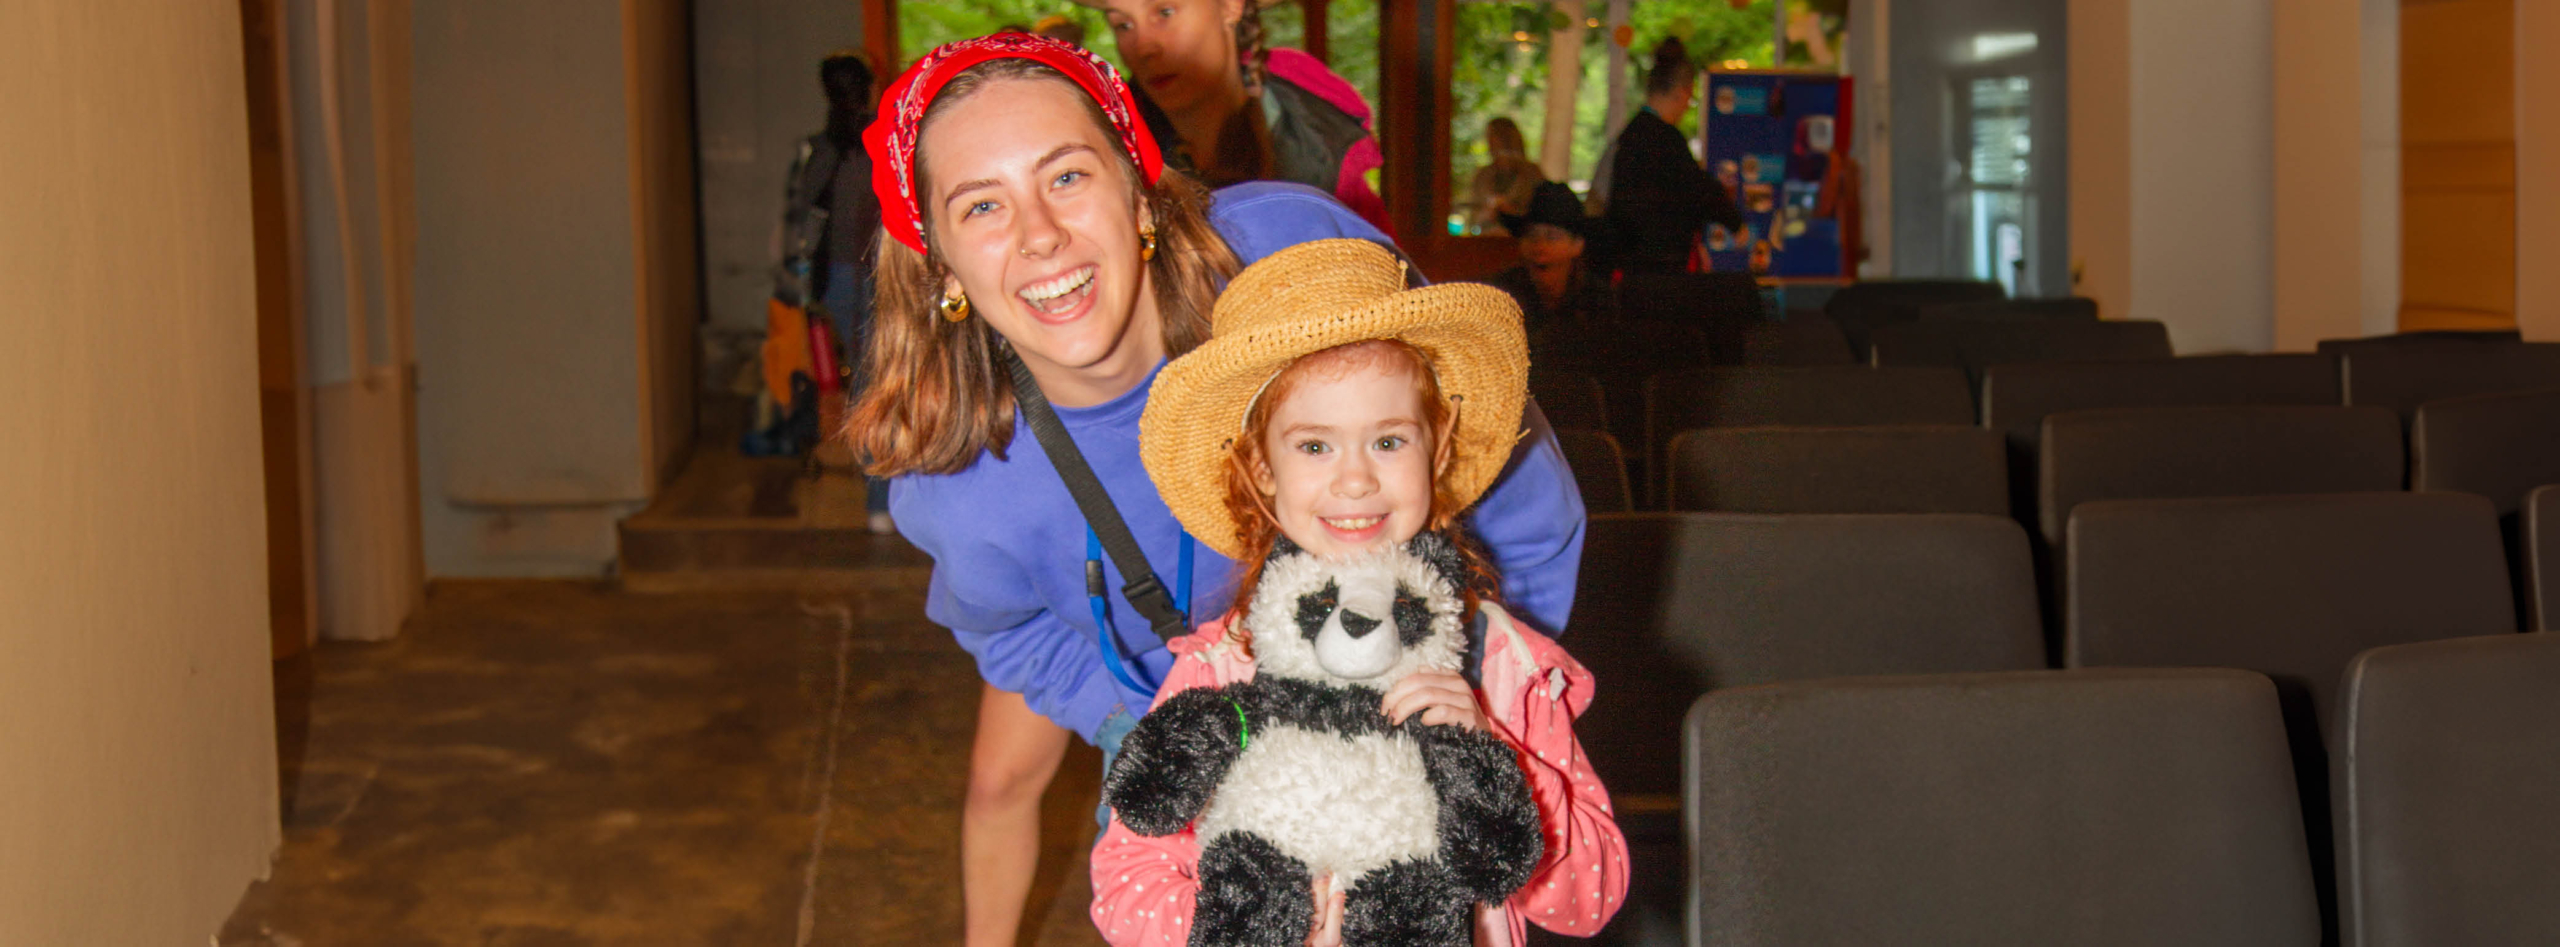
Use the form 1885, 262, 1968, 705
1971, 32, 2038, 61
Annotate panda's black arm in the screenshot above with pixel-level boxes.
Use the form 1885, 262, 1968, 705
1101, 684, 1254, 836
1413, 724, 1544, 902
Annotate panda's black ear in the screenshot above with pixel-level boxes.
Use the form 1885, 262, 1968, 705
1265, 535, 1305, 568
1403, 530, 1466, 583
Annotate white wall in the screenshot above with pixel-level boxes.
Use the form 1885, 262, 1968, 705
2128, 0, 2274, 353
0, 3, 282, 940
410, 0, 694, 577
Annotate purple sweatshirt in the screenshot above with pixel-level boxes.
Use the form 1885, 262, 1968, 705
889, 182, 1588, 741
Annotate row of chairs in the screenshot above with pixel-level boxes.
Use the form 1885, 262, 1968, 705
1570, 495, 2545, 944
1536, 344, 2560, 505
1684, 633, 2560, 946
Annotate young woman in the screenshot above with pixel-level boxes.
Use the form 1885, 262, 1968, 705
846, 35, 1586, 947
1466, 116, 1544, 236
1087, 0, 1390, 233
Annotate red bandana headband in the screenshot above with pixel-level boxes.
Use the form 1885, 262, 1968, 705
865, 33, 1166, 256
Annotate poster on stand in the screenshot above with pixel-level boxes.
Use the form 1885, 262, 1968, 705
1701, 70, 1853, 279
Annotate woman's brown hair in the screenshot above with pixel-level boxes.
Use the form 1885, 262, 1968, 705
845, 58, 1243, 476
1214, 340, 1502, 655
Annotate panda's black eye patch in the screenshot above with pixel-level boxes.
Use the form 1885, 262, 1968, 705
1394, 585, 1434, 646
1294, 580, 1340, 641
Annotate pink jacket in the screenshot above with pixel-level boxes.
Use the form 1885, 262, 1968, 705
1089, 602, 1629, 946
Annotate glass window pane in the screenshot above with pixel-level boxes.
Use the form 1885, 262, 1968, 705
1446, 1, 1784, 235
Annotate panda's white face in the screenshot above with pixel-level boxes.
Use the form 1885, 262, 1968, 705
1244, 538, 1467, 689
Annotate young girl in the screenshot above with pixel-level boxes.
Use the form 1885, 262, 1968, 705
1092, 238, 1626, 945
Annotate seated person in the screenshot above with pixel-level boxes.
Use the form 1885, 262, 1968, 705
1484, 181, 1617, 342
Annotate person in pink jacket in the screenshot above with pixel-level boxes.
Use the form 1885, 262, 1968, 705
1094, 238, 1627, 945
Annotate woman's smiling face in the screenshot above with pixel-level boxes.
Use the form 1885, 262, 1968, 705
919, 76, 1161, 405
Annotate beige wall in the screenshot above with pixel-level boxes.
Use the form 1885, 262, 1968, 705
2273, 0, 2369, 350
0, 2, 282, 941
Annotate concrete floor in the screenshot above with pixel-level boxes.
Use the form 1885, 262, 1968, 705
221, 579, 1108, 946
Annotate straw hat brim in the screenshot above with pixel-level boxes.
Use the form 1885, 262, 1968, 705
1141, 275, 1528, 562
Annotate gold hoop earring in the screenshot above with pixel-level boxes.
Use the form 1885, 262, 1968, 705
1139, 228, 1158, 262
938, 290, 971, 322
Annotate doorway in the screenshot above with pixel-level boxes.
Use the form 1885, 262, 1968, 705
1948, 69, 2037, 296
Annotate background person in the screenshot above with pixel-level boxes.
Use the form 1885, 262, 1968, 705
1466, 116, 1544, 236
844, 35, 1586, 947
1085, 0, 1391, 234
1601, 37, 1744, 275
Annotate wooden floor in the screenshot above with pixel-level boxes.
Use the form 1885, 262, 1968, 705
221, 577, 1108, 946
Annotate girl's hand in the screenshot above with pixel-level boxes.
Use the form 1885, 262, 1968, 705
1306, 873, 1345, 947
1381, 670, 1487, 732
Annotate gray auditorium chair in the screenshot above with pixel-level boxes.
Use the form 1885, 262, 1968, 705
1687, 669, 2321, 947
1823, 279, 2006, 358
2316, 329, 2524, 357
1643, 367, 1974, 507
1667, 425, 2007, 515
2066, 493, 2514, 729
1982, 354, 2342, 448
1529, 371, 1608, 433
2338, 343, 2560, 420
1735, 313, 1855, 366
2335, 633, 2560, 947
2040, 405, 2404, 550
2531, 486, 2559, 631
2412, 387, 2560, 515
1551, 428, 1632, 513
1571, 512, 2044, 800
1916, 296, 2100, 322
1868, 319, 2176, 380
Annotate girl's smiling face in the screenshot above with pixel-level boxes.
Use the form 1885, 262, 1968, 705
1250, 342, 1445, 561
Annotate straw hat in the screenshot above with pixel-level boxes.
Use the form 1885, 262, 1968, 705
1141, 239, 1529, 560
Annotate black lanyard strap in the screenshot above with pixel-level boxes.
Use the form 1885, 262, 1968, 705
1000, 345, 1192, 644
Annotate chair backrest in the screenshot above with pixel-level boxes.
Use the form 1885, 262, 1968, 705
1529, 371, 1608, 433
1573, 512, 2044, 797
1823, 279, 2007, 357
1869, 319, 2177, 379
2335, 633, 2560, 947
1646, 366, 1973, 434
1551, 428, 1633, 513
2530, 486, 2559, 631
2066, 492, 2514, 730
1917, 296, 2100, 322
2338, 343, 2560, 419
1645, 367, 1975, 501
1687, 669, 2321, 947
1982, 355, 2343, 446
2411, 387, 2560, 516
1668, 426, 2007, 515
2039, 405, 2404, 549
2315, 329, 2524, 357
1735, 313, 1855, 366
1618, 271, 1765, 325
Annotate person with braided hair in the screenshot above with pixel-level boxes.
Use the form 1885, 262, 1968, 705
1085, 0, 1391, 235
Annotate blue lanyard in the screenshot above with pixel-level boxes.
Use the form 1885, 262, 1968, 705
1087, 527, 1191, 696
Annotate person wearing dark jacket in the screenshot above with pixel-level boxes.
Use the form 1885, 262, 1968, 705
1486, 181, 1616, 344
1601, 37, 1745, 275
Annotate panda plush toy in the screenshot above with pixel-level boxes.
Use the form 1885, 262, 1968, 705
1103, 532, 1543, 946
